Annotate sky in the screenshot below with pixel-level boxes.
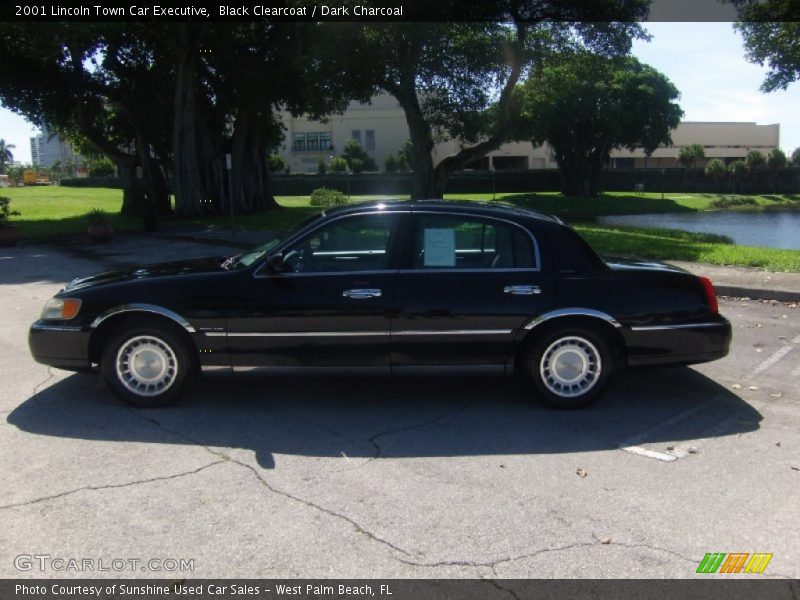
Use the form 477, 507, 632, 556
1, 22, 798, 165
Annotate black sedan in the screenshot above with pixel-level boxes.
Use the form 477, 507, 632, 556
28, 200, 731, 408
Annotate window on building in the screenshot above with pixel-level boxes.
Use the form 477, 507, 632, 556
365, 130, 375, 150
351, 130, 361, 144
292, 133, 306, 152
306, 132, 319, 152
319, 132, 332, 151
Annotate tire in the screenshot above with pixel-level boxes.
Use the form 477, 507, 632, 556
523, 326, 613, 409
101, 318, 196, 407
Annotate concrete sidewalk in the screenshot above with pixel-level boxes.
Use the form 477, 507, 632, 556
668, 261, 800, 303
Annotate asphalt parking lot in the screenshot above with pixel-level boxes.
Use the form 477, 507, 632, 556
1, 236, 798, 579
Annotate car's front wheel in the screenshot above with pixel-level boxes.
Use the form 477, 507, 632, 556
524, 326, 613, 409
101, 319, 195, 407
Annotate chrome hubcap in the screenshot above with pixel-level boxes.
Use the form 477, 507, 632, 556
539, 336, 601, 398
116, 335, 178, 397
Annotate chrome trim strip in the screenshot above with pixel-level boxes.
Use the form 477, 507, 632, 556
392, 365, 505, 375
524, 308, 622, 330
630, 322, 726, 332
216, 331, 388, 337
393, 329, 513, 336
207, 329, 513, 337
90, 304, 196, 333
233, 365, 391, 375
397, 268, 540, 274
30, 323, 83, 333
200, 365, 232, 373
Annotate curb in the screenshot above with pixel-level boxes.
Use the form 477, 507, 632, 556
715, 285, 800, 303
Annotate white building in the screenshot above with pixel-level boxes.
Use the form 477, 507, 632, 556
279, 94, 780, 172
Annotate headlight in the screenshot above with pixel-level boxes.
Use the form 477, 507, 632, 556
41, 298, 82, 320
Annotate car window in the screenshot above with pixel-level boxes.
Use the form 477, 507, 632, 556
283, 214, 397, 273
412, 215, 535, 270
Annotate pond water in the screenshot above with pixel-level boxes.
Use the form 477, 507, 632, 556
597, 211, 800, 250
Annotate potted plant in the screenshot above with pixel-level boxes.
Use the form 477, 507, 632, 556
0, 196, 20, 247
87, 208, 113, 242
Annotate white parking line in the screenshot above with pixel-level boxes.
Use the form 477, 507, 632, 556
749, 333, 800, 379
619, 401, 713, 461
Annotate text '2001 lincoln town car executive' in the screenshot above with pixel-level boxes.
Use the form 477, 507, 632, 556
29, 200, 731, 408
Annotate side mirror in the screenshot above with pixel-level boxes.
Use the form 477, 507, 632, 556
267, 253, 284, 272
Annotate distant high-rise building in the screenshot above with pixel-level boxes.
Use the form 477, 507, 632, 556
29, 126, 80, 168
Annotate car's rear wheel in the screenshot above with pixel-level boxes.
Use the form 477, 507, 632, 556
524, 326, 613, 409
101, 319, 195, 407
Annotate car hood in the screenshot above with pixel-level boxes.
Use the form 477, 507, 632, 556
61, 256, 230, 293
603, 255, 691, 275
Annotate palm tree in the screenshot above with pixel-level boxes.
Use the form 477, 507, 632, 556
0, 139, 16, 174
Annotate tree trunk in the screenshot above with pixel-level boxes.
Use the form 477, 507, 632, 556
395, 89, 437, 199
116, 160, 143, 216
172, 25, 229, 217
230, 110, 280, 212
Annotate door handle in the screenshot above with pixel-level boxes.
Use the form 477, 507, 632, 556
343, 288, 382, 299
504, 285, 541, 296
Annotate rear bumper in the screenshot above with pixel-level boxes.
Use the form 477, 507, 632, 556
623, 315, 732, 367
28, 321, 93, 372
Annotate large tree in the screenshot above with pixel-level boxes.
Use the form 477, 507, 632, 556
731, 1, 800, 91
347, 3, 648, 198
0, 24, 171, 218
513, 53, 682, 196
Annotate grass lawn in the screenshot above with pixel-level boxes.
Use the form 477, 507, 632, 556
3, 186, 800, 271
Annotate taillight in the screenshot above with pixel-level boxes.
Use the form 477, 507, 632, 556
698, 276, 718, 315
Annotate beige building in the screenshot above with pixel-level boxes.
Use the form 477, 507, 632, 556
278, 94, 779, 172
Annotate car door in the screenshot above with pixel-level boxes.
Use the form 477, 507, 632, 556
391, 212, 553, 371
225, 211, 403, 371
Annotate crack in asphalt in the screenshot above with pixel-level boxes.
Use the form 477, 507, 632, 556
393, 536, 703, 571
130, 410, 419, 560
0, 459, 228, 511
485, 579, 522, 600
31, 367, 54, 397
122, 410, 800, 579
366, 403, 473, 461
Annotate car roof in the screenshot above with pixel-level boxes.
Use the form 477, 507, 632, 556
322, 199, 561, 224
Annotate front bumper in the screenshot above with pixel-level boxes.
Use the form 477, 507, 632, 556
28, 321, 93, 372
623, 315, 732, 367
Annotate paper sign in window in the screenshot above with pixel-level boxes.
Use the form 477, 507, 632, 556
423, 228, 456, 266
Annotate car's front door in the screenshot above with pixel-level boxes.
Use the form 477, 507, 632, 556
226, 211, 403, 371
391, 212, 553, 371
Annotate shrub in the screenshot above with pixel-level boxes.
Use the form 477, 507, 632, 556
745, 149, 766, 171
704, 159, 726, 180
267, 154, 286, 173
87, 207, 108, 224
727, 160, 746, 175
88, 157, 116, 177
328, 157, 348, 173
0, 196, 19, 227
709, 195, 758, 209
385, 153, 402, 173
317, 157, 327, 175
309, 187, 349, 208
349, 158, 364, 174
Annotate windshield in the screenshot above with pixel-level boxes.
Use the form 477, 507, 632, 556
227, 212, 323, 269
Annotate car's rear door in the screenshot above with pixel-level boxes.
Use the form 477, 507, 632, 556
391, 211, 553, 371
225, 211, 404, 371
